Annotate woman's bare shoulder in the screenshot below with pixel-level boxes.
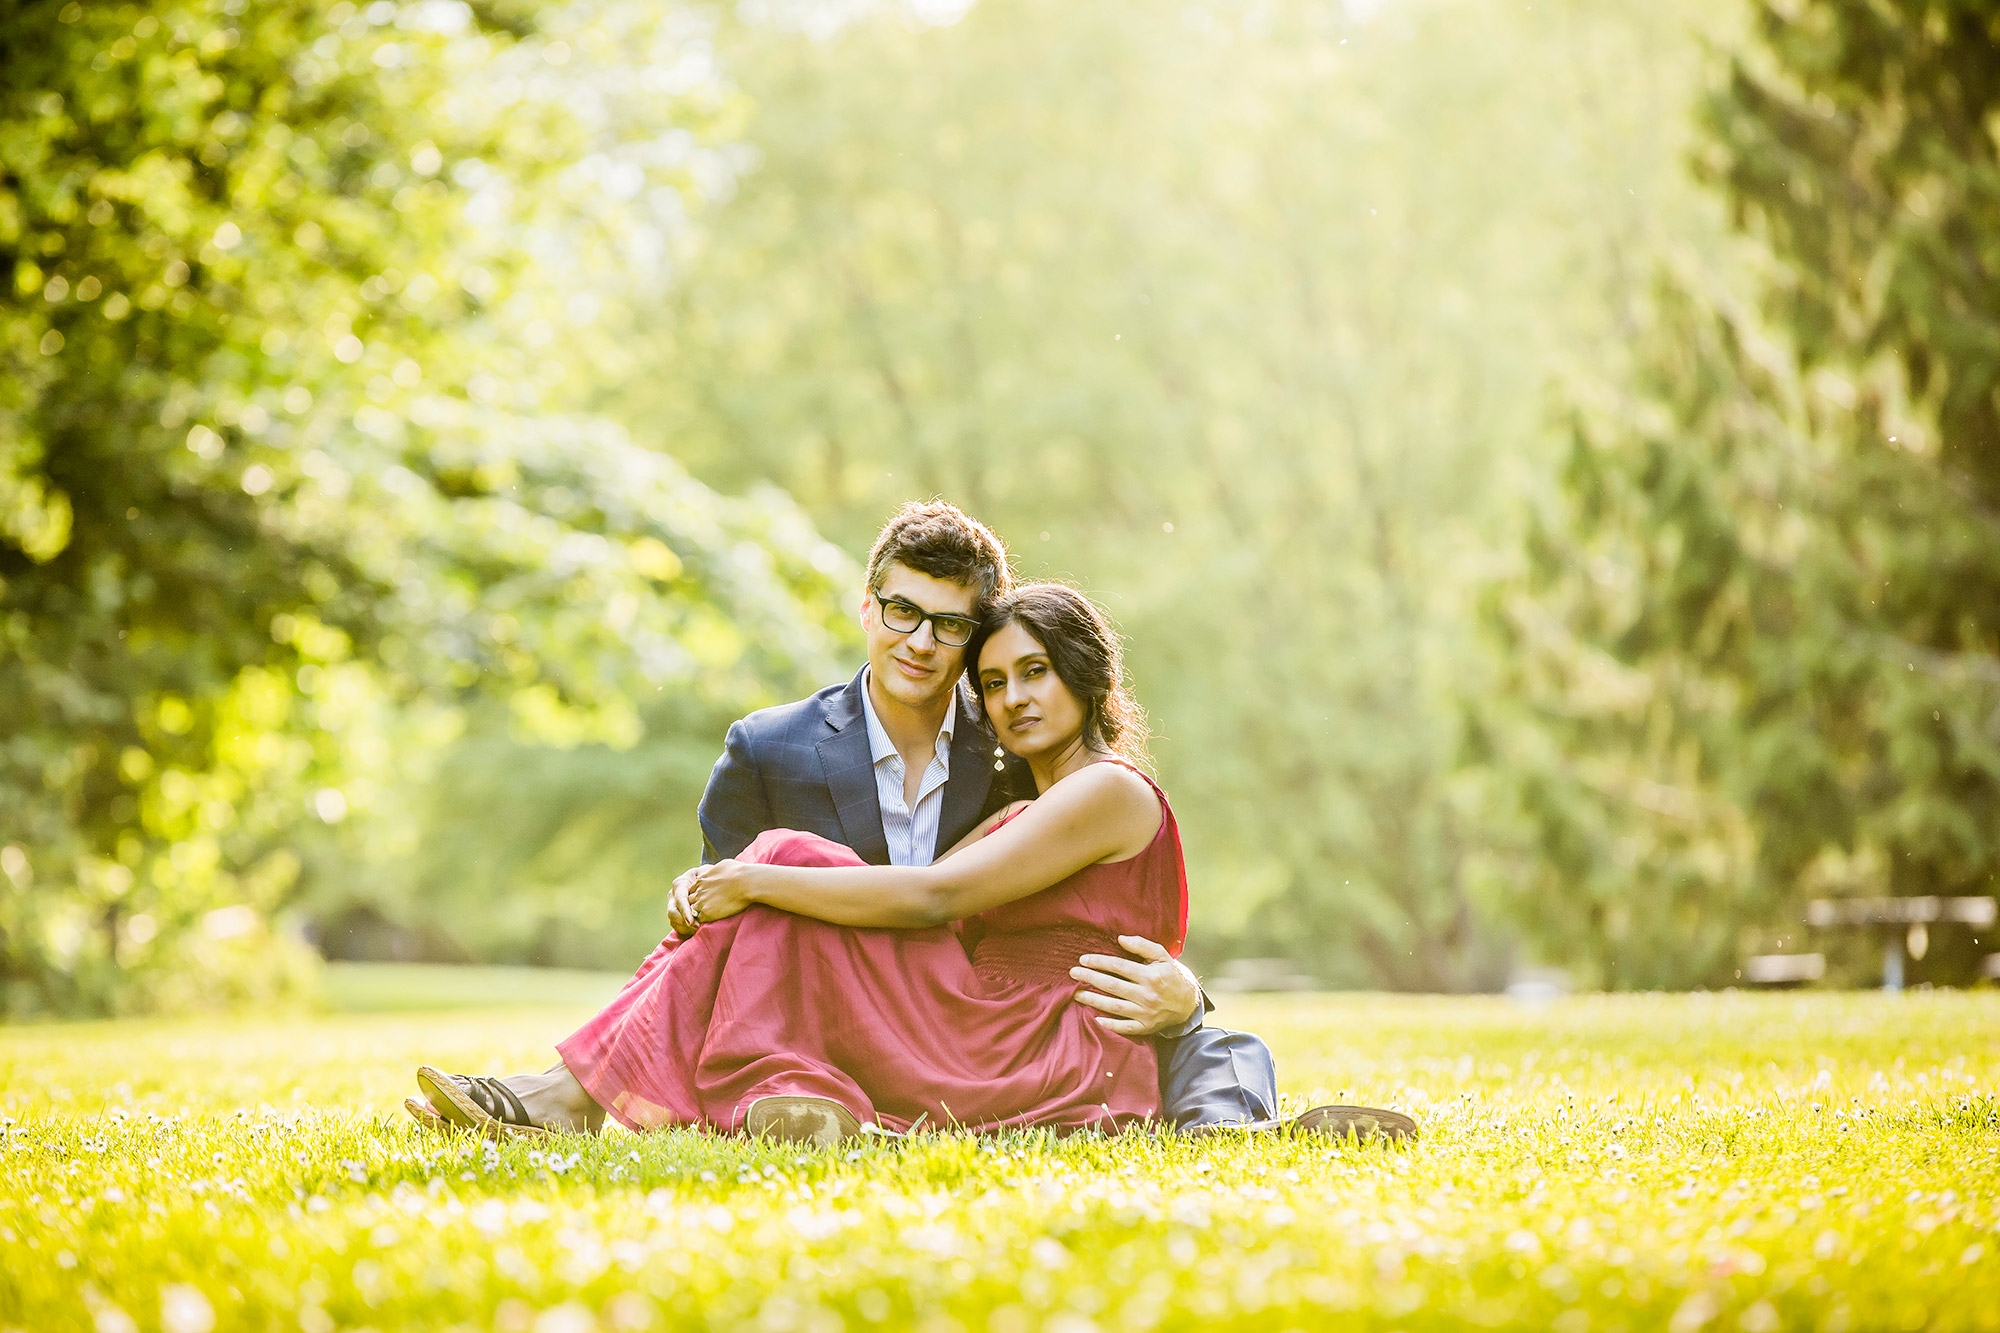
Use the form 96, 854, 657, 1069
1051, 758, 1159, 815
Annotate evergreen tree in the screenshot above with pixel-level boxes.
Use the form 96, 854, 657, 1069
1482, 0, 2000, 985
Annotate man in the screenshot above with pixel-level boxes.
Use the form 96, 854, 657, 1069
674, 499, 1294, 1134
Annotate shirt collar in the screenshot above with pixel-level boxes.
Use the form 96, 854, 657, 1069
859, 668, 956, 766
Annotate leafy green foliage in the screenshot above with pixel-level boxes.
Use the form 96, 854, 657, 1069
0, 0, 853, 1015
2, 992, 1996, 1329
392, 695, 740, 968
594, 0, 1735, 985
16, 0, 1985, 1002
1482, 1, 2000, 984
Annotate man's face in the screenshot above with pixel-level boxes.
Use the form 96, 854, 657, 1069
861, 562, 980, 714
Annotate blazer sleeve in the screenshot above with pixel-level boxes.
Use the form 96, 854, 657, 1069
698, 719, 772, 862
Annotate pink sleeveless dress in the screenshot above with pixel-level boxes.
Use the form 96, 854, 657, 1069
555, 763, 1188, 1134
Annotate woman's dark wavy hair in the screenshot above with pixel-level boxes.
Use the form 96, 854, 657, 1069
967, 582, 1150, 767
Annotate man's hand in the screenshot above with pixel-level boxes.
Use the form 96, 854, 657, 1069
1070, 934, 1201, 1037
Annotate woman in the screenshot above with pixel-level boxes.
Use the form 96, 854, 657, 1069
415, 582, 1188, 1142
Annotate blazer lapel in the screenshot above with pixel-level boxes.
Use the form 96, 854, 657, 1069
939, 684, 998, 849
817, 670, 891, 866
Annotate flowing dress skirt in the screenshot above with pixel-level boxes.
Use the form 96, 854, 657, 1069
556, 780, 1188, 1134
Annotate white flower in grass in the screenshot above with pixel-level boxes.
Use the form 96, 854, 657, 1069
902, 1223, 961, 1258
159, 1285, 214, 1333
1029, 1236, 1070, 1269
83, 1287, 138, 1333
534, 1303, 594, 1333
1668, 1290, 1718, 1333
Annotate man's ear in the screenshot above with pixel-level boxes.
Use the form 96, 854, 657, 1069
858, 586, 875, 630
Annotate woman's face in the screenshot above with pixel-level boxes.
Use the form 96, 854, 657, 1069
977, 620, 1088, 761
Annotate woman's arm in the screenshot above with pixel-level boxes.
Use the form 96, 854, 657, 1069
692, 763, 1160, 929
935, 800, 1033, 862
672, 798, 1029, 933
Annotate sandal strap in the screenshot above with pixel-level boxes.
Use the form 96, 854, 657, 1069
461, 1075, 534, 1126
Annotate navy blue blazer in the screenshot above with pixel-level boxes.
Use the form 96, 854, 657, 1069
699, 669, 1031, 864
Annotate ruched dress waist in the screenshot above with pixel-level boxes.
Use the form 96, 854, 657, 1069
970, 926, 1120, 988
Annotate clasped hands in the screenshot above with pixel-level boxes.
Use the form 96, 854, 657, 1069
665, 866, 1201, 1039
668, 861, 753, 935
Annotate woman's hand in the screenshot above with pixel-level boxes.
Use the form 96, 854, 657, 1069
667, 867, 702, 936
686, 859, 758, 926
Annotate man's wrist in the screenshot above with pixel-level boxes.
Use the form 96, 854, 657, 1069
1156, 963, 1206, 1039
1155, 1001, 1206, 1040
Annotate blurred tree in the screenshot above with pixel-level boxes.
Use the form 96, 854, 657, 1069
1479, 1, 2000, 985
389, 693, 740, 969
0, 0, 851, 1015
591, 0, 1733, 985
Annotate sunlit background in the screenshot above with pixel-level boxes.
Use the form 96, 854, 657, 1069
5, 0, 1996, 1016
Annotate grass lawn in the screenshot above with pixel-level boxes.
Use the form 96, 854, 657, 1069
2, 986, 1996, 1331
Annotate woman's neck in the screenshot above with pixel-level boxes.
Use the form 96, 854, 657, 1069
1028, 734, 1108, 793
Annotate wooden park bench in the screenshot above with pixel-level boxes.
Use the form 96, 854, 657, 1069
1803, 896, 1998, 991
1210, 957, 1317, 993
1742, 952, 1825, 987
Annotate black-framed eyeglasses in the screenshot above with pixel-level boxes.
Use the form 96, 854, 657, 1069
873, 592, 979, 647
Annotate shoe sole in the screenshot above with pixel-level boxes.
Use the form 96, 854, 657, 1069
415, 1066, 551, 1142
1180, 1117, 1285, 1137
1295, 1104, 1418, 1143
744, 1095, 861, 1146
404, 1096, 449, 1132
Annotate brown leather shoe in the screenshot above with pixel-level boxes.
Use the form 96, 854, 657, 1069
744, 1095, 862, 1146
1294, 1104, 1417, 1144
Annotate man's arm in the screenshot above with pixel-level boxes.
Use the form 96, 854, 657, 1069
696, 720, 771, 863
670, 721, 773, 936
1071, 935, 1209, 1038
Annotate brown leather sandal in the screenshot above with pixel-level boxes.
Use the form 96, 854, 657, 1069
403, 1096, 449, 1131
416, 1066, 553, 1142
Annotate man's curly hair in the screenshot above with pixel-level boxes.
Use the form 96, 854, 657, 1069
864, 500, 1013, 616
